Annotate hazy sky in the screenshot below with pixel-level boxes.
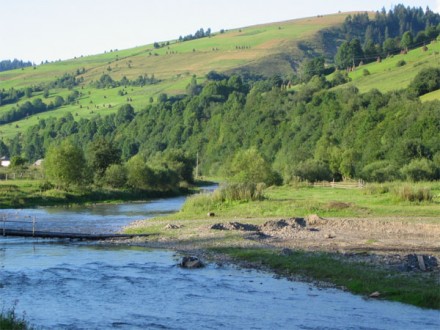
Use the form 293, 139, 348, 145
1, 0, 438, 63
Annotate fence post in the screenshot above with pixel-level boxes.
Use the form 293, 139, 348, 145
32, 216, 36, 236
2, 214, 5, 236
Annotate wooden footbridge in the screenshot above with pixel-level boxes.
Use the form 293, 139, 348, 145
1, 214, 149, 241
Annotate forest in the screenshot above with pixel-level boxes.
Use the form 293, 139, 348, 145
2, 68, 439, 187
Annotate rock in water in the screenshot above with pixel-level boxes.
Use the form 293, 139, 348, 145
180, 256, 204, 269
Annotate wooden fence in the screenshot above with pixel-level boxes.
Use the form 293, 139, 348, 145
313, 180, 365, 189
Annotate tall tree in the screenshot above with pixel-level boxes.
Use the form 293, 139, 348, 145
44, 141, 88, 189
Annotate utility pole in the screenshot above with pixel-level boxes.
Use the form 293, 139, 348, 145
195, 151, 199, 180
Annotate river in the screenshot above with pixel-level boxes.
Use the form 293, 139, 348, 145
1, 195, 439, 329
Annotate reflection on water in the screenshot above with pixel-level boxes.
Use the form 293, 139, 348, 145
1, 241, 439, 330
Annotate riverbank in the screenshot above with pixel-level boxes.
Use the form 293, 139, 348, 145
0, 179, 194, 208
123, 184, 440, 310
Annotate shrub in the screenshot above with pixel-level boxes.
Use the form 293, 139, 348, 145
292, 159, 331, 183
212, 182, 266, 202
361, 161, 401, 182
226, 148, 281, 186
396, 60, 406, 67
393, 185, 433, 202
401, 158, 436, 181
408, 67, 440, 96
362, 69, 370, 76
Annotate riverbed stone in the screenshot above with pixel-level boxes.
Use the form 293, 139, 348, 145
180, 256, 204, 269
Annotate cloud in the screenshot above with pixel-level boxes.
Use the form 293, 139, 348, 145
436, 0, 440, 13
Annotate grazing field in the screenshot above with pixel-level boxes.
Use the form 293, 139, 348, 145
339, 41, 440, 93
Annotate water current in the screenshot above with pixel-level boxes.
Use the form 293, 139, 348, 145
0, 194, 439, 329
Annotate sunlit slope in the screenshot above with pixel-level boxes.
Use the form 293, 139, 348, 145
340, 41, 440, 96
0, 13, 347, 89
0, 13, 349, 139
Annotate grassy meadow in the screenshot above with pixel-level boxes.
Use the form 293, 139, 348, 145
340, 40, 440, 93
0, 13, 350, 139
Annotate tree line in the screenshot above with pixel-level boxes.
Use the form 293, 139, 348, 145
3, 68, 440, 184
0, 59, 33, 72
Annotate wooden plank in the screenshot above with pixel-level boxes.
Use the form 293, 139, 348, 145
1, 229, 150, 240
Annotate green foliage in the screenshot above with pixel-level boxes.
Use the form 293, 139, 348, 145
396, 60, 406, 67
104, 164, 127, 188
125, 155, 155, 190
361, 161, 401, 183
225, 148, 281, 186
400, 31, 413, 51
213, 182, 266, 202
86, 138, 121, 182
0, 307, 30, 330
400, 158, 437, 181
292, 159, 332, 183
408, 67, 440, 96
44, 141, 88, 189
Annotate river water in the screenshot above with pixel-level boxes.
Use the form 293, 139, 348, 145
1, 195, 439, 329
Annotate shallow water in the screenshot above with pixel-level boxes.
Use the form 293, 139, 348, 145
1, 191, 439, 329
0, 196, 186, 234
1, 240, 439, 330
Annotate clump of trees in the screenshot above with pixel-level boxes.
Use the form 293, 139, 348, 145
91, 74, 158, 89
179, 28, 211, 42
42, 137, 195, 192
0, 59, 33, 72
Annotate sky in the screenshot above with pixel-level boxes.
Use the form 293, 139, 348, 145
1, 0, 438, 63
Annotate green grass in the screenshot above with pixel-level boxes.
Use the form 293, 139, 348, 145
215, 247, 440, 309
160, 182, 440, 221
0, 307, 30, 330
0, 179, 189, 208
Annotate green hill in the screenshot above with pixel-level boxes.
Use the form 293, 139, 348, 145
0, 13, 349, 139
337, 41, 440, 95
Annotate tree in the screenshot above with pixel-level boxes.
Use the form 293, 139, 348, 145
299, 57, 325, 82
335, 39, 364, 70
400, 31, 413, 51
44, 141, 88, 189
408, 67, 440, 96
125, 155, 154, 190
115, 104, 135, 125
86, 138, 121, 180
226, 148, 281, 185
104, 164, 127, 188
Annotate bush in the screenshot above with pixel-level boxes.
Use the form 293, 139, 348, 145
104, 164, 127, 188
408, 67, 440, 96
226, 148, 281, 186
396, 60, 406, 67
393, 185, 433, 202
362, 69, 370, 76
292, 159, 331, 183
212, 182, 266, 202
401, 158, 436, 181
361, 161, 401, 182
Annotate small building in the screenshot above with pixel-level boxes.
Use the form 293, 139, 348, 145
0, 156, 10, 167
33, 159, 44, 167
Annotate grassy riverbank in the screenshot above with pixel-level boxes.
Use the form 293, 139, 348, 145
0, 308, 30, 330
125, 182, 440, 309
0, 179, 192, 208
